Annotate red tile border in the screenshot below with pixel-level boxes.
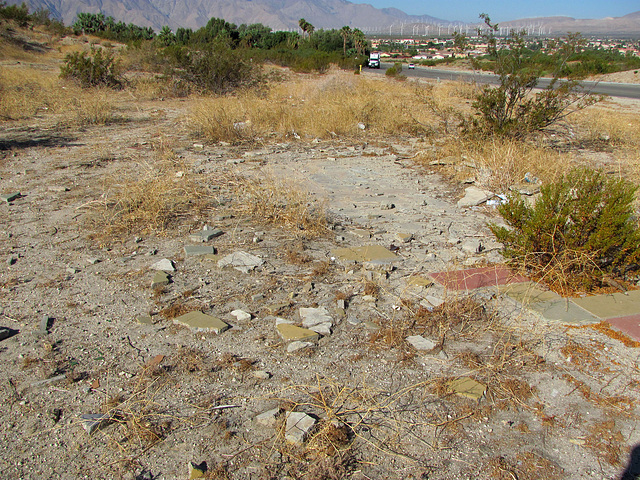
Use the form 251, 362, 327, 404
429, 265, 529, 290
607, 314, 640, 342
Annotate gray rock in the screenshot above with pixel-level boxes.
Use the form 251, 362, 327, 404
299, 307, 333, 328
39, 315, 51, 335
256, 408, 280, 427
1, 192, 20, 203
287, 341, 314, 353
253, 370, 271, 380
30, 374, 67, 387
406, 335, 437, 351
308, 322, 332, 336
184, 245, 216, 257
285, 412, 316, 444
189, 229, 223, 243
80, 413, 113, 434
230, 309, 251, 322
7, 255, 17, 266
218, 251, 264, 273
151, 259, 175, 272
457, 186, 494, 208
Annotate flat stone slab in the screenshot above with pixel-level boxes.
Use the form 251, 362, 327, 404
299, 307, 333, 328
287, 341, 314, 353
529, 299, 600, 325
406, 335, 437, 351
450, 377, 486, 400
606, 314, 640, 342
406, 276, 434, 288
189, 229, 223, 242
151, 259, 175, 272
331, 245, 400, 264
572, 290, 640, 320
500, 282, 562, 305
184, 245, 216, 257
429, 265, 528, 291
218, 251, 264, 273
151, 271, 170, 288
173, 311, 230, 334
230, 309, 251, 321
276, 324, 320, 342
256, 408, 281, 427
0, 327, 18, 341
80, 413, 113, 434
457, 186, 493, 208
1, 192, 20, 203
285, 412, 316, 445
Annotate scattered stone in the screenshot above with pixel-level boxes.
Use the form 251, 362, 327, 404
151, 271, 170, 289
363, 260, 394, 272
87, 257, 100, 265
188, 461, 207, 479
450, 377, 487, 401
0, 327, 18, 341
174, 311, 230, 334
39, 315, 51, 335
184, 245, 216, 257
218, 251, 264, 273
336, 299, 346, 310
332, 245, 401, 264
203, 253, 220, 262
423, 295, 445, 308
276, 324, 319, 342
299, 307, 333, 328
362, 295, 377, 303
136, 315, 153, 325
347, 316, 360, 325
48, 186, 70, 192
253, 370, 271, 380
151, 259, 175, 272
285, 412, 316, 445
189, 229, 223, 243
231, 309, 252, 322
510, 182, 541, 196
309, 322, 332, 336
380, 203, 395, 210
256, 408, 281, 427
287, 341, 314, 353
66, 267, 80, 274
80, 413, 113, 435
1, 192, 20, 203
275, 317, 293, 325
397, 233, 413, 243
146, 354, 165, 368
457, 186, 494, 208
350, 228, 371, 238
406, 335, 437, 351
30, 374, 67, 387
193, 143, 204, 149
7, 255, 17, 266
406, 276, 434, 287
460, 239, 483, 254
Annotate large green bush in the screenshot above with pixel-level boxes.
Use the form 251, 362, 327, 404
60, 47, 123, 88
490, 168, 640, 292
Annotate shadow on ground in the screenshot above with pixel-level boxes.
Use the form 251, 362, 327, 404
619, 444, 640, 480
0, 132, 79, 151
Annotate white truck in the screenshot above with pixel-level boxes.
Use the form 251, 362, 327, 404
368, 52, 380, 68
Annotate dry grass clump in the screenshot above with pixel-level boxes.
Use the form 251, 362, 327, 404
189, 71, 453, 142
485, 452, 563, 480
84, 144, 217, 238
573, 106, 640, 149
232, 172, 328, 238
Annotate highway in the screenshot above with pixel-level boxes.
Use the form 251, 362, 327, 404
372, 63, 640, 100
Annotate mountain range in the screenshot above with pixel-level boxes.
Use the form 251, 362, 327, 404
6, 0, 640, 34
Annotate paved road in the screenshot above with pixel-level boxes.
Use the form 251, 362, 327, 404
372, 63, 640, 100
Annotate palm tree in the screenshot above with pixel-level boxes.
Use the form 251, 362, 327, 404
299, 18, 309, 38
340, 26, 352, 55
352, 28, 365, 56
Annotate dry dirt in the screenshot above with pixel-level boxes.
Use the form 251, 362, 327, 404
1, 65, 640, 480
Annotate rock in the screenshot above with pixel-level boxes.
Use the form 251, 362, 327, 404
406, 276, 433, 287
173, 311, 230, 334
285, 412, 316, 444
48, 186, 70, 192
331, 245, 401, 264
457, 187, 494, 208
275, 317, 293, 325
136, 315, 153, 325
256, 407, 281, 427
66, 267, 80, 274
7, 256, 17, 266
30, 374, 67, 387
151, 271, 170, 289
253, 370, 271, 380
287, 341, 314, 353
1, 192, 20, 203
363, 260, 394, 272
299, 307, 333, 328
406, 335, 437, 351
450, 377, 486, 400
397, 233, 413, 243
0, 327, 17, 341
184, 245, 216, 257
380, 203, 395, 210
189, 229, 223, 243
231, 309, 251, 321
151, 259, 175, 272
309, 322, 332, 336
188, 461, 207, 479
422, 295, 445, 309
87, 257, 100, 265
510, 182, 541, 196
460, 239, 483, 254
350, 228, 371, 239
276, 324, 319, 342
39, 315, 51, 335
218, 251, 264, 273
80, 413, 112, 434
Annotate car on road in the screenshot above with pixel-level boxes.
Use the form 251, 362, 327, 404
408, 63, 415, 69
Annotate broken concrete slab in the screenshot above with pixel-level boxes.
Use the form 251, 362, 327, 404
151, 259, 175, 272
450, 377, 486, 400
188, 461, 207, 479
457, 186, 494, 208
276, 324, 320, 342
287, 341, 314, 353
285, 412, 316, 444
500, 282, 562, 305
184, 245, 216, 257
299, 307, 333, 328
151, 271, 170, 289
256, 408, 281, 427
174, 311, 230, 334
218, 251, 264, 273
80, 413, 113, 434
397, 233, 413, 243
331, 245, 400, 264
529, 299, 601, 325
39, 315, 51, 335
231, 309, 252, 322
572, 290, 640, 320
30, 374, 67, 387
1, 192, 20, 203
189, 228, 223, 243
606, 315, 640, 342
510, 182, 541, 196
406, 335, 437, 351
308, 322, 332, 336
430, 265, 528, 291
406, 276, 434, 288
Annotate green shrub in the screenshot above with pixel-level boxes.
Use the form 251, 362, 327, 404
60, 47, 123, 88
490, 168, 640, 292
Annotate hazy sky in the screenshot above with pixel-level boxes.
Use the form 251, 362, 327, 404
359, 0, 639, 23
